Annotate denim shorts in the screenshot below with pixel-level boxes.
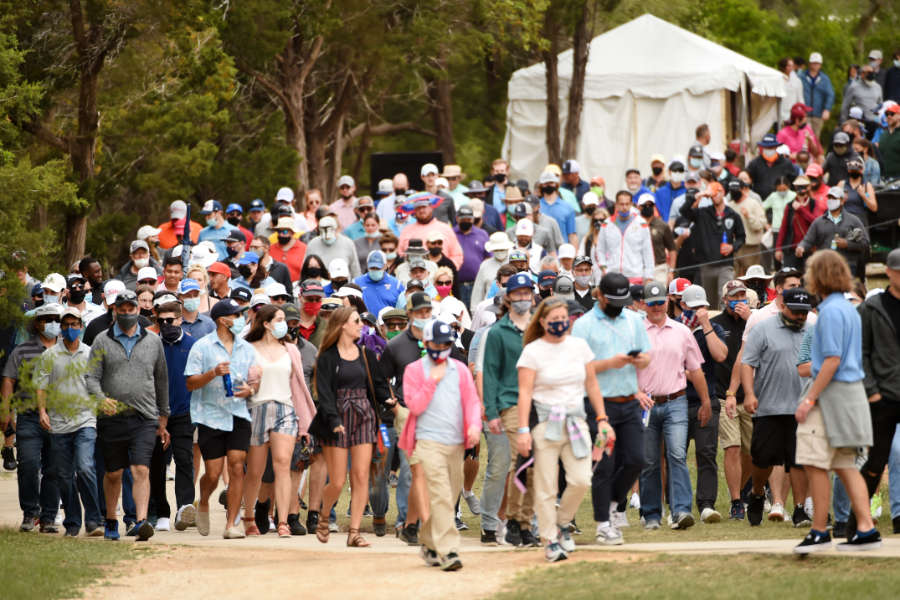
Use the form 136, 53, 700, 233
250, 401, 298, 447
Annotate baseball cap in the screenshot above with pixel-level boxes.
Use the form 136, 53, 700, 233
425, 230, 444, 243
405, 278, 425, 291
114, 290, 139, 307
515, 219, 534, 237
512, 203, 531, 219
207, 262, 231, 277
33, 303, 62, 319
210, 298, 245, 320
885, 104, 900, 115
299, 279, 325, 298
225, 203, 243, 214
643, 280, 667, 303
66, 273, 86, 287
809, 52, 823, 64
537, 270, 557, 288
328, 258, 350, 279
558, 244, 576, 260
367, 250, 386, 270
790, 103, 813, 121
225, 229, 246, 244
554, 275, 574, 298
637, 192, 655, 205
420, 163, 439, 177
849, 106, 864, 120
457, 205, 474, 219
685, 171, 701, 183
199, 199, 222, 215
357, 196, 374, 208
509, 249, 528, 263
827, 186, 844, 199
275, 187, 294, 203
60, 306, 82, 321
408, 256, 428, 271
505, 273, 533, 293
318, 216, 337, 230
238, 251, 259, 265
833, 131, 850, 145
407, 291, 433, 312
722, 280, 748, 298
573, 255, 592, 268
681, 285, 709, 308
102, 280, 126, 304
582, 191, 599, 207
230, 287, 252, 303
42, 273, 66, 294
377, 179, 393, 196
668, 277, 691, 296
169, 200, 187, 219
178, 278, 201, 295
728, 179, 743, 192
423, 319, 455, 344
137, 266, 158, 283
380, 308, 408, 324
130, 240, 149, 254
265, 282, 290, 299
869, 49, 883, 60
650, 153, 666, 165
537, 171, 559, 185
783, 287, 813, 312
630, 284, 644, 302
805, 163, 824, 178
250, 293, 270, 309
249, 199, 265, 212
758, 133, 779, 148
561, 159, 580, 174
152, 292, 179, 308
599, 273, 632, 307
739, 265, 772, 281
337, 175, 355, 188
688, 144, 704, 157
137, 225, 162, 241
281, 303, 301, 321
886, 248, 900, 270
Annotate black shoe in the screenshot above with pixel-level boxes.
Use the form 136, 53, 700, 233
837, 528, 882, 551
747, 493, 765, 526
440, 551, 463, 572
306, 510, 319, 533
567, 519, 582, 536
791, 505, 812, 528
39, 522, 59, 534
846, 512, 857, 542
373, 518, 387, 537
399, 523, 418, 545
287, 513, 306, 536
455, 516, 468, 531
255, 499, 271, 535
1, 446, 16, 471
135, 519, 154, 542
520, 529, 540, 547
794, 530, 832, 554
833, 521, 847, 538
504, 519, 523, 546
480, 529, 498, 545
64, 527, 79, 537
218, 488, 228, 509
20, 516, 37, 532
892, 516, 900, 535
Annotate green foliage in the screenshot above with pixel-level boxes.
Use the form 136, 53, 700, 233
10, 348, 106, 420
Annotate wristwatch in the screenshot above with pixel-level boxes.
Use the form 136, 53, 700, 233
517, 426, 530, 434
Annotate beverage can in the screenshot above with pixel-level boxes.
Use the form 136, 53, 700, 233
379, 424, 391, 448
223, 373, 233, 398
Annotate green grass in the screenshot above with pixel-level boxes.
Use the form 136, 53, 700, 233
490, 553, 900, 599
0, 527, 144, 599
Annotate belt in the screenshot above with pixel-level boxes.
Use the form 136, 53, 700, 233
651, 389, 686, 405
604, 395, 635, 403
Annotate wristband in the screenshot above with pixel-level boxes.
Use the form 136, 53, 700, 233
804, 398, 816, 407
704, 329, 715, 336
517, 426, 530, 434
596, 416, 609, 423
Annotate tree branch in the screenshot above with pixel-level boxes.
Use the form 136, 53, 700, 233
20, 120, 69, 153
341, 121, 436, 148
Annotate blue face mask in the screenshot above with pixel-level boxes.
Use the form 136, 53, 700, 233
183, 298, 200, 313
385, 251, 397, 261
546, 320, 570, 337
413, 318, 430, 330
368, 269, 384, 282
206, 216, 217, 227
618, 210, 631, 220
42, 322, 61, 339
62, 326, 82, 343
271, 321, 288, 339
229, 315, 245, 335
728, 299, 748, 311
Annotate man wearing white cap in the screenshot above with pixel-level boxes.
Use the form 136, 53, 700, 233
157, 200, 202, 250
471, 232, 513, 307
306, 216, 361, 278
421, 163, 456, 225
40, 273, 67, 305
799, 52, 835, 138
514, 219, 543, 275
118, 240, 162, 291
557, 243, 576, 279
332, 175, 358, 231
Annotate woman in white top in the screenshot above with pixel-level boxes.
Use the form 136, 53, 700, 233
242, 305, 300, 538
516, 297, 614, 562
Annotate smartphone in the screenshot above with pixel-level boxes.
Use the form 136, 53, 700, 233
627, 349, 641, 357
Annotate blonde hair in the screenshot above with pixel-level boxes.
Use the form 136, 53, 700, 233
187, 264, 209, 290
434, 266, 454, 285
523, 297, 569, 345
805, 249, 852, 296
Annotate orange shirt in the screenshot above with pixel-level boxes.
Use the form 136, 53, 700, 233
269, 239, 308, 282
157, 220, 202, 249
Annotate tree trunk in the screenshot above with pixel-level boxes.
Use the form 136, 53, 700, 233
326, 115, 346, 203
543, 9, 561, 165
306, 133, 329, 202
853, 0, 884, 57
563, 1, 591, 159
427, 50, 455, 163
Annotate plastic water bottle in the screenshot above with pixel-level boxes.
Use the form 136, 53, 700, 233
379, 424, 391, 448
719, 231, 729, 256
641, 409, 650, 428
222, 373, 233, 398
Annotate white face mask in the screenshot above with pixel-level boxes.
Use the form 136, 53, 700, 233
493, 250, 508, 262
670, 172, 685, 184
133, 257, 149, 269
827, 198, 842, 212
321, 229, 336, 246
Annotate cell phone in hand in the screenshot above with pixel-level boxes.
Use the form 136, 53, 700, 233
627, 349, 641, 357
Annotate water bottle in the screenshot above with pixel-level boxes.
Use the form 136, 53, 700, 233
719, 230, 729, 256
379, 423, 391, 448
641, 408, 650, 428
222, 373, 233, 398
830, 233, 838, 250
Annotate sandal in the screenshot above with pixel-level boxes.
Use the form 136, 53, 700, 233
347, 528, 370, 547
316, 519, 330, 543
277, 522, 291, 538
242, 517, 260, 536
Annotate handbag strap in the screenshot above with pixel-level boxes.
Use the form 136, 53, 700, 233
360, 348, 378, 403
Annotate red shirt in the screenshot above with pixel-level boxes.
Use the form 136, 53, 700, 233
269, 239, 307, 281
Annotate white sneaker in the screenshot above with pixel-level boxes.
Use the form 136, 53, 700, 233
557, 526, 576, 553
155, 517, 171, 531
610, 502, 629, 528
463, 491, 482, 516
166, 465, 175, 481
174, 504, 196, 531
768, 502, 785, 522
54, 511, 63, 526
595, 522, 624, 545
223, 526, 245, 539
629, 493, 641, 510
700, 507, 722, 523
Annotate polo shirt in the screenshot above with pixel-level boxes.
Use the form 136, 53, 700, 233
33, 340, 95, 433
637, 317, 704, 396
181, 313, 215, 340
198, 222, 237, 261
571, 305, 650, 397
540, 195, 576, 240
811, 293, 865, 382
113, 322, 140, 358
742, 315, 807, 416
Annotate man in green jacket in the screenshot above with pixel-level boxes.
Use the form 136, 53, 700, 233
482, 273, 536, 547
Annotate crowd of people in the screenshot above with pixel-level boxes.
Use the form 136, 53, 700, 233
3, 48, 900, 570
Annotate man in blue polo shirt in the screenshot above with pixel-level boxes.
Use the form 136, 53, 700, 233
355, 250, 404, 316
537, 171, 577, 246
198, 200, 237, 261
178, 278, 215, 338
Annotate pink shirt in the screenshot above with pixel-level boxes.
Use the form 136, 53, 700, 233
776, 125, 822, 157
330, 198, 358, 231
637, 317, 704, 395
397, 220, 464, 269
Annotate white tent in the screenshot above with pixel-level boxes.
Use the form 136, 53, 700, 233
502, 13, 786, 189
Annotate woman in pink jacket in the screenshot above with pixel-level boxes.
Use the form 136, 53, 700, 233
400, 319, 481, 572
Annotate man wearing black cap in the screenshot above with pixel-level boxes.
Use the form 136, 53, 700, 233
572, 256, 594, 312
571, 273, 651, 545
746, 134, 796, 200
64, 273, 105, 326
740, 287, 812, 527
223, 229, 247, 272
453, 205, 490, 309
86, 290, 170, 541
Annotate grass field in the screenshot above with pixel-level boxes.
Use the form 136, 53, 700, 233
0, 527, 143, 599
490, 553, 900, 599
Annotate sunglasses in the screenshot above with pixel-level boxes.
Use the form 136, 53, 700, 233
385, 321, 406, 331
157, 317, 177, 326
435, 280, 452, 286
350, 317, 361, 324
646, 300, 665, 307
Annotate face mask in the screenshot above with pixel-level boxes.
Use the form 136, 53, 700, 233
140, 308, 154, 318
62, 326, 82, 343
277, 234, 293, 246
206, 216, 217, 227
303, 301, 322, 316
583, 205, 596, 216
730, 189, 742, 200
435, 284, 452, 297
592, 219, 603, 229
827, 198, 842, 212
546, 319, 569, 337
385, 329, 402, 340
428, 247, 442, 257
591, 185, 604, 197
227, 216, 241, 227
681, 309, 694, 320
640, 204, 655, 218
848, 170, 863, 178
384, 251, 397, 261
651, 166, 663, 176
626, 183, 640, 192
728, 299, 748, 312
271, 321, 288, 339
116, 313, 139, 331
762, 149, 777, 161
68, 289, 86, 305
689, 157, 703, 169
618, 209, 631, 220
539, 288, 552, 299
394, 188, 407, 196
670, 172, 685, 183
493, 250, 508, 262
229, 315, 245, 335
780, 313, 806, 331
511, 299, 532, 315
540, 186, 557, 196
776, 190, 787, 199
183, 298, 200, 313
458, 221, 473, 232
865, 71, 876, 81
810, 178, 822, 189
412, 318, 430, 330
226, 246, 240, 258
602, 303, 624, 319
365, 231, 380, 239
574, 275, 591, 288
368, 269, 384, 282
133, 257, 149, 269
305, 267, 322, 279
321, 230, 336, 246
238, 265, 253, 279
426, 347, 452, 363
160, 323, 182, 344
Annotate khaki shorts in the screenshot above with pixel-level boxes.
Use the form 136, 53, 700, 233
795, 406, 860, 470
394, 405, 419, 466
719, 402, 753, 453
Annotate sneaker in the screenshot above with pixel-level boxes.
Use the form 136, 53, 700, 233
671, 512, 695, 530
174, 504, 196, 531
218, 488, 228, 508
644, 519, 661, 530
557, 526, 576, 553
611, 509, 630, 529
389, 472, 399, 488
729, 499, 745, 520
104, 519, 119, 541
463, 491, 482, 516
629, 493, 641, 510
64, 527, 79, 537
373, 517, 387, 537
328, 521, 339, 533
833, 520, 848, 538
20, 516, 38, 532
791, 505, 812, 528
520, 529, 540, 547
440, 552, 463, 572
455, 516, 469, 531
700, 507, 721, 524
287, 513, 306, 535
420, 546, 440, 567
363, 504, 373, 517
54, 511, 63, 527
567, 519, 582, 535
893, 516, 900, 535
504, 520, 523, 547
39, 522, 59, 534
747, 493, 765, 526
223, 526, 245, 539
197, 510, 210, 536
545, 542, 568, 562
306, 510, 319, 533
794, 530, 832, 554
1, 446, 16, 470
480, 529, 498, 545
155, 517, 170, 532
595, 522, 624, 545
255, 499, 271, 535
768, 502, 785, 522
871, 495, 883, 519
837, 529, 882, 551
399, 523, 419, 545
85, 523, 104, 537
135, 519, 154, 541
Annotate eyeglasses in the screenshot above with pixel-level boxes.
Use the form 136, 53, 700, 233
60, 322, 81, 329
157, 317, 177, 326
40, 316, 61, 323
435, 280, 452, 286
385, 321, 406, 331
646, 300, 665, 307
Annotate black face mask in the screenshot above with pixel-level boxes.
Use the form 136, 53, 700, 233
227, 216, 241, 227
602, 303, 624, 319
865, 71, 876, 81
226, 246, 239, 258
458, 221, 473, 232
539, 288, 552, 299
428, 247, 442, 257
159, 323, 182, 344
730, 189, 742, 200
68, 289, 87, 305
651, 166, 664, 176
116, 313, 139, 331
592, 219, 603, 229
238, 265, 253, 279
140, 308, 154, 319
305, 267, 322, 279
394, 188, 407, 196
540, 186, 557, 196
640, 204, 655, 218
277, 234, 293, 246
848, 170, 863, 178
583, 205, 596, 216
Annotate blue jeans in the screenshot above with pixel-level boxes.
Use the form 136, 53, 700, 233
479, 426, 511, 532
51, 427, 102, 530
890, 425, 900, 519
15, 413, 59, 523
369, 426, 411, 525
94, 437, 136, 523
639, 396, 692, 520
833, 475, 851, 522
458, 282, 474, 312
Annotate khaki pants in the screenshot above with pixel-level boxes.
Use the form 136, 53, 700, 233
413, 440, 463, 557
733, 244, 762, 279
809, 116, 825, 140
532, 420, 591, 543
653, 263, 669, 285
501, 407, 535, 526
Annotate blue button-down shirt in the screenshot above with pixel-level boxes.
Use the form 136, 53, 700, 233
572, 305, 651, 397
198, 223, 237, 261
811, 292, 865, 382
185, 331, 256, 430
540, 196, 576, 240
113, 323, 141, 358
181, 313, 216, 339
